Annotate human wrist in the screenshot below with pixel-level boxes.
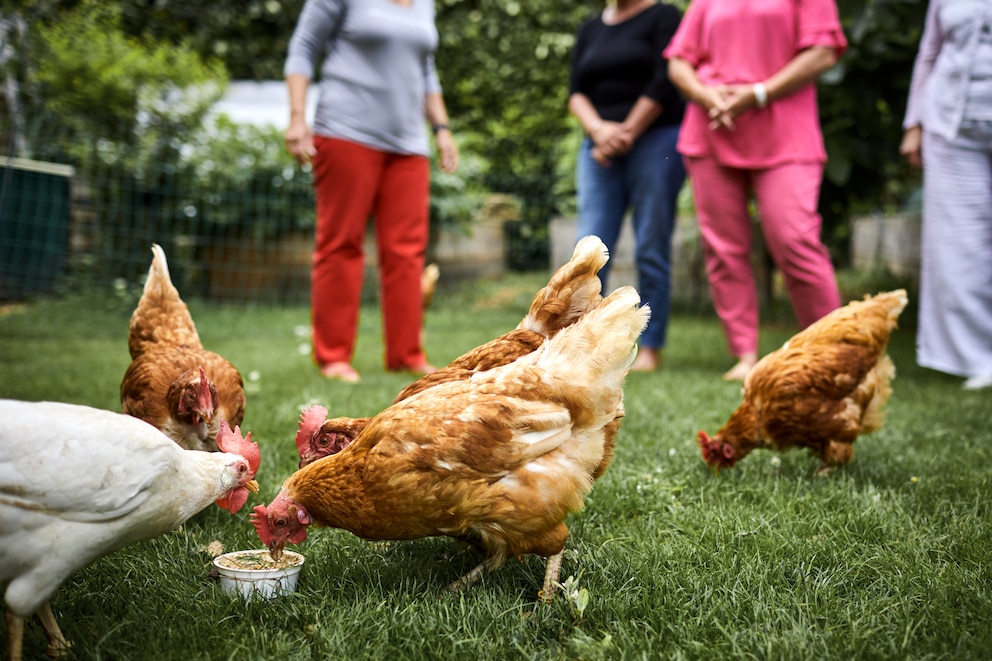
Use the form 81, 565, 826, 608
431, 123, 450, 135
588, 118, 603, 134
752, 82, 768, 109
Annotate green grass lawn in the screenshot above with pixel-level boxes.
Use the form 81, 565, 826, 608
1, 273, 990, 660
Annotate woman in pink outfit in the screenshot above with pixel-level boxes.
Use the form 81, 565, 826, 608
664, 0, 847, 380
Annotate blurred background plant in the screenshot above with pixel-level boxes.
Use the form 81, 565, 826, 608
0, 0, 928, 299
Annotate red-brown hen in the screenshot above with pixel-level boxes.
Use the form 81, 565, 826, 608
121, 244, 246, 451
698, 289, 909, 475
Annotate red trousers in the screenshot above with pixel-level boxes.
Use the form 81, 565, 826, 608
685, 157, 841, 357
310, 136, 430, 370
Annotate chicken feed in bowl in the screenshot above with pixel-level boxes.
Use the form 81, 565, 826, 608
213, 549, 304, 599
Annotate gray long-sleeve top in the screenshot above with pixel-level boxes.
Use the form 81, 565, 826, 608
285, 0, 441, 156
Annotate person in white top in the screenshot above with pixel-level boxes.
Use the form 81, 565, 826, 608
901, 0, 992, 390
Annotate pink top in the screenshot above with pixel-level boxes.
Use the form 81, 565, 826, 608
663, 0, 847, 167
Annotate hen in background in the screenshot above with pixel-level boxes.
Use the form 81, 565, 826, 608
1, 400, 260, 661
698, 290, 909, 475
122, 244, 246, 451
253, 285, 648, 600
295, 235, 608, 467
421, 262, 440, 310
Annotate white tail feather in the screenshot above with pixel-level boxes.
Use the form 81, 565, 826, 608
144, 243, 175, 297
536, 286, 649, 405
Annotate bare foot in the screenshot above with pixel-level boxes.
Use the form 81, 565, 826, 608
631, 347, 661, 372
722, 360, 754, 381
320, 362, 360, 383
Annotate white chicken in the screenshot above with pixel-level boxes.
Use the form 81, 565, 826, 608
0, 400, 261, 661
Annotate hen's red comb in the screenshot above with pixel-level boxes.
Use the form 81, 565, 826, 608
197, 366, 213, 403
696, 430, 713, 463
217, 420, 261, 476
295, 405, 328, 455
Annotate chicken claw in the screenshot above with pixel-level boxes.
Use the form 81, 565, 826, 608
36, 602, 71, 658
447, 562, 489, 593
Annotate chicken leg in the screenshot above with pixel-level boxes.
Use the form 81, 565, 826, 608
7, 603, 73, 661
538, 551, 564, 603
36, 602, 72, 657
7, 611, 24, 661
447, 561, 490, 593
446, 549, 565, 603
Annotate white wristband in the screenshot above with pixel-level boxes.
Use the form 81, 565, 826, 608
753, 82, 768, 108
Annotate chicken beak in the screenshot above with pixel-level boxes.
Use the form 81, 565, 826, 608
269, 544, 284, 562
246, 479, 259, 494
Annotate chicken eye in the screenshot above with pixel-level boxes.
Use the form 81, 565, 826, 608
317, 434, 330, 448
275, 518, 287, 528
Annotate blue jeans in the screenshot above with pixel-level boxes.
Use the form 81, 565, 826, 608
576, 124, 685, 349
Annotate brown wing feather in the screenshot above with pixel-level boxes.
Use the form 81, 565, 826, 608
288, 378, 583, 560
392, 329, 544, 403
750, 342, 887, 454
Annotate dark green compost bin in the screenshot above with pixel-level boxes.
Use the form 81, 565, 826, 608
0, 156, 74, 299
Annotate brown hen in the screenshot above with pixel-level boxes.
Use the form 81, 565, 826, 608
698, 289, 909, 475
121, 244, 246, 451
253, 285, 649, 600
295, 235, 609, 467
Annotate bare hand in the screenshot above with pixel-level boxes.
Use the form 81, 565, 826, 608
704, 84, 764, 131
591, 146, 612, 167
285, 118, 315, 166
590, 120, 633, 158
900, 126, 923, 169
436, 130, 459, 173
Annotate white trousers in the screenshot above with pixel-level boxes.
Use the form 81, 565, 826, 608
919, 123, 992, 378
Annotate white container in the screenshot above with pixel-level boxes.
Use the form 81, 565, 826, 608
213, 549, 305, 599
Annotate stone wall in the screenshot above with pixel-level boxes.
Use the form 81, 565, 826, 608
850, 213, 921, 281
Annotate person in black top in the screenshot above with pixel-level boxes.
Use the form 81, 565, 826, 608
568, 0, 685, 372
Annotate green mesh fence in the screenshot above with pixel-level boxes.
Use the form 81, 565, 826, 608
0, 108, 320, 304
0, 108, 566, 306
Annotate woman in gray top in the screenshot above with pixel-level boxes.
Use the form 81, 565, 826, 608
900, 0, 992, 390
284, 0, 458, 383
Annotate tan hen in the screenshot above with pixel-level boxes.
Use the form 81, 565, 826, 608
253, 285, 649, 599
295, 235, 609, 467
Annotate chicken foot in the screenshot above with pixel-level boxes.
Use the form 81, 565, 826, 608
445, 549, 564, 603
446, 561, 490, 593
36, 601, 72, 657
6, 603, 72, 661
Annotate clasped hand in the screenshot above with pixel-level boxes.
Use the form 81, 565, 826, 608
703, 84, 761, 131
590, 121, 635, 167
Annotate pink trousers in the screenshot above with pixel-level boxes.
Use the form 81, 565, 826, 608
684, 157, 841, 357
310, 136, 430, 370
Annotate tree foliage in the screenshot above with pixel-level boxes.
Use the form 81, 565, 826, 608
820, 0, 927, 241
4, 0, 931, 264
7, 0, 226, 174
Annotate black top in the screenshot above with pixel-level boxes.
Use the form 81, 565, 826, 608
569, 3, 685, 129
